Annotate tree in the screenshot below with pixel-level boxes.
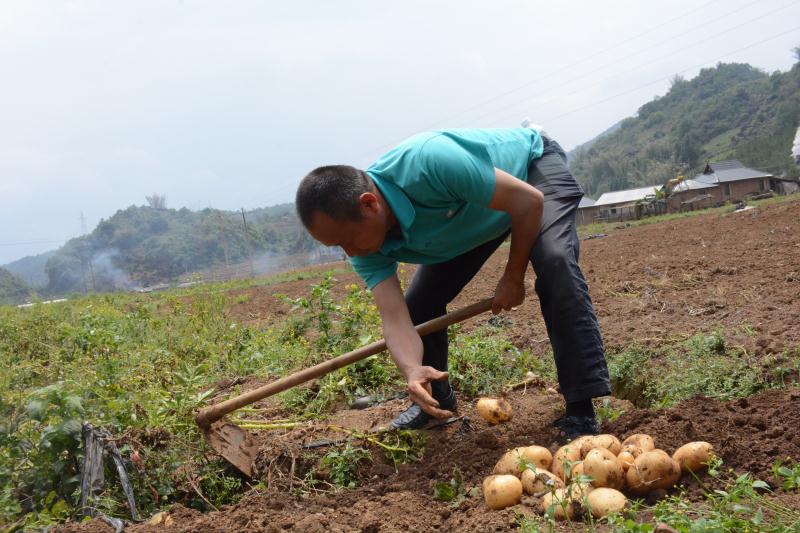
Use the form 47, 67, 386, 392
145, 194, 167, 210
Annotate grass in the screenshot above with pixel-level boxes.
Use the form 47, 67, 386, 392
608, 330, 800, 408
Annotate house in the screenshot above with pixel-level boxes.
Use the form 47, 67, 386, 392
578, 185, 661, 223
666, 178, 717, 212
694, 160, 772, 203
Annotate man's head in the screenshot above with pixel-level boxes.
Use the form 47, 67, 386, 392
296, 165, 393, 257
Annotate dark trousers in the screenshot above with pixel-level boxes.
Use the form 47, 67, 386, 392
404, 137, 611, 403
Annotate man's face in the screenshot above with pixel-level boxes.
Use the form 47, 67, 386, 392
307, 193, 387, 257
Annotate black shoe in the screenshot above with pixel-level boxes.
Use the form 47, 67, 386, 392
553, 415, 599, 442
389, 390, 457, 430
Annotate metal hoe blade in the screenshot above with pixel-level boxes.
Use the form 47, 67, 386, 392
202, 419, 257, 477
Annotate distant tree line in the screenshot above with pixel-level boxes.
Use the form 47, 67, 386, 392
31, 203, 321, 295
570, 59, 800, 197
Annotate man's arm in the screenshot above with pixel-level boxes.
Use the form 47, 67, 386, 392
371, 274, 453, 419
488, 168, 544, 314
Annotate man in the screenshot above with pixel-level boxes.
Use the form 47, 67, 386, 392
295, 128, 610, 440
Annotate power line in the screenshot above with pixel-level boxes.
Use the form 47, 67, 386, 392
473, 0, 800, 128
0, 239, 69, 247
540, 24, 800, 124
346, 0, 785, 166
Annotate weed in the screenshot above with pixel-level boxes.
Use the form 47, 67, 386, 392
772, 458, 800, 491
448, 330, 542, 397
595, 397, 625, 424
607, 331, 797, 408
320, 444, 371, 489
433, 467, 477, 507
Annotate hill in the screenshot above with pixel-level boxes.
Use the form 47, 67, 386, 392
40, 203, 320, 295
2, 250, 55, 289
0, 267, 32, 305
570, 61, 800, 196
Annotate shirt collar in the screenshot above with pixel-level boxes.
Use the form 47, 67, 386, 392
368, 172, 415, 253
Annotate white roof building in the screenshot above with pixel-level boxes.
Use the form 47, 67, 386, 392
593, 185, 660, 207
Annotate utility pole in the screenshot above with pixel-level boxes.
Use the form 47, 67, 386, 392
241, 208, 255, 278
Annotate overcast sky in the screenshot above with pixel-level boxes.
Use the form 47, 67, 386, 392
1, 0, 799, 264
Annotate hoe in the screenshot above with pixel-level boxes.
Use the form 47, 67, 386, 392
195, 297, 494, 477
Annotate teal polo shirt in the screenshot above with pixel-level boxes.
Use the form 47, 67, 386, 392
350, 128, 544, 289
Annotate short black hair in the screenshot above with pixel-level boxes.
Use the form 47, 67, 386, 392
295, 165, 374, 229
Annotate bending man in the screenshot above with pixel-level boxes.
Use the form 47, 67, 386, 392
295, 127, 610, 440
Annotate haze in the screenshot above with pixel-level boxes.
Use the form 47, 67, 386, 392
2, 0, 799, 264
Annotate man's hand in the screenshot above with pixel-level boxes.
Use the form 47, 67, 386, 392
492, 272, 526, 314
406, 366, 454, 419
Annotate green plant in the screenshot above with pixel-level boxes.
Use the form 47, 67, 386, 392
595, 398, 625, 424
320, 444, 371, 489
772, 458, 800, 491
433, 467, 477, 507
448, 330, 540, 397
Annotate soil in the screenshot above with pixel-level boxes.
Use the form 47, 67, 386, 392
58, 199, 800, 532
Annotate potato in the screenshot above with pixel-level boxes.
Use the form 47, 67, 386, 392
541, 488, 574, 520
476, 398, 512, 425
583, 448, 625, 490
617, 450, 637, 472
621, 434, 655, 452
571, 461, 585, 479
580, 435, 622, 458
551, 436, 591, 481
493, 446, 554, 476
626, 451, 682, 494
585, 487, 627, 518
541, 484, 591, 521
521, 467, 564, 495
672, 441, 714, 473
483, 474, 523, 510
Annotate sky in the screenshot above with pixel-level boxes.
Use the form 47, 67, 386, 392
1, 0, 799, 265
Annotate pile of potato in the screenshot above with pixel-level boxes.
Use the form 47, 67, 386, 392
482, 433, 714, 520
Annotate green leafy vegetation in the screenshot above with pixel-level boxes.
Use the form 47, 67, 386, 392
571, 61, 800, 197
608, 330, 800, 408
6, 203, 325, 297
320, 444, 371, 489
772, 459, 800, 491
0, 267, 32, 305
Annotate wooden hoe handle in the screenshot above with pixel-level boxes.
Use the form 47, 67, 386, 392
195, 297, 494, 428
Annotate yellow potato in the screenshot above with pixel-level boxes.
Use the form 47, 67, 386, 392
626, 451, 682, 494
476, 398, 513, 425
483, 474, 523, 510
542, 488, 573, 520
493, 446, 554, 476
586, 487, 627, 518
551, 436, 591, 481
621, 434, 655, 452
672, 441, 714, 473
580, 434, 622, 458
583, 448, 625, 490
521, 467, 564, 495
617, 450, 637, 472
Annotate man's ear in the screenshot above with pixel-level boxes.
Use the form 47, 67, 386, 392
358, 192, 380, 215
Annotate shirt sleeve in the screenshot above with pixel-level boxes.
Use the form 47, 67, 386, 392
349, 254, 398, 290
416, 134, 497, 206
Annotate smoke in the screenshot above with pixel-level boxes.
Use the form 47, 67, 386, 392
90, 249, 135, 290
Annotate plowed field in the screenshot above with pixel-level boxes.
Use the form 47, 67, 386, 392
60, 198, 800, 532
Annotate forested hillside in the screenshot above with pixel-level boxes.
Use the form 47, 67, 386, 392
28, 204, 319, 295
0, 268, 31, 305
570, 60, 800, 196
